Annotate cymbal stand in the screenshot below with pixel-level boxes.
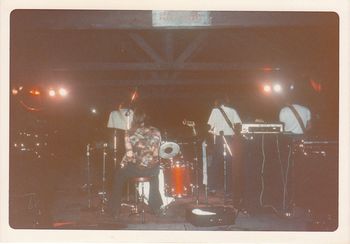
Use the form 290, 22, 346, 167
99, 143, 108, 214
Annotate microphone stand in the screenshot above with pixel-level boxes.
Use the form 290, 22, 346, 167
113, 129, 117, 169
99, 143, 108, 214
221, 133, 232, 206
202, 140, 209, 206
190, 126, 200, 205
81, 144, 96, 212
183, 120, 201, 205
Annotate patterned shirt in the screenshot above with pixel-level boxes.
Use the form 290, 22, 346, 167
121, 126, 161, 169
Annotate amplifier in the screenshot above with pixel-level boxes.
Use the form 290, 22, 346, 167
241, 123, 284, 134
295, 139, 338, 157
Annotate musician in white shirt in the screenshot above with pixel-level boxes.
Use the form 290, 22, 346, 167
107, 102, 134, 169
279, 103, 311, 134
207, 97, 243, 207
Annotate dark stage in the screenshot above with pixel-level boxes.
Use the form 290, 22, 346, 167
9, 136, 338, 232
7, 10, 340, 235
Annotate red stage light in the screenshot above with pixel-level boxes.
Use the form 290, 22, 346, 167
310, 79, 322, 92
262, 67, 273, 72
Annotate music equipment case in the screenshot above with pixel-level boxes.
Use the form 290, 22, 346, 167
185, 206, 238, 227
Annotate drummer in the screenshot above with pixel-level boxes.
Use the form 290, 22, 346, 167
107, 108, 164, 219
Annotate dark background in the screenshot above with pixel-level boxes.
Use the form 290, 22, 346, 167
10, 10, 339, 150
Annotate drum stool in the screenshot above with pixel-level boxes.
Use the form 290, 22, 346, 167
130, 176, 151, 224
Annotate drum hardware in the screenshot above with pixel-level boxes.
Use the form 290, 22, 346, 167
183, 119, 200, 205
159, 141, 180, 159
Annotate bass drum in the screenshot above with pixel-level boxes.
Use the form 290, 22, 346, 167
164, 159, 194, 198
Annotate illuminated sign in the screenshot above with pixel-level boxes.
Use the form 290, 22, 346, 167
152, 11, 211, 27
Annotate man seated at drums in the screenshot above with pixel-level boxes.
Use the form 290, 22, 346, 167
108, 108, 163, 219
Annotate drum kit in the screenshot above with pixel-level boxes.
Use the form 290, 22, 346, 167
82, 137, 198, 213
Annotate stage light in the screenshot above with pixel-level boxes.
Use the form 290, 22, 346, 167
49, 89, 56, 97
12, 89, 18, 95
290, 85, 294, 90
263, 84, 271, 93
91, 108, 97, 114
29, 89, 41, 96
273, 84, 282, 93
58, 88, 68, 97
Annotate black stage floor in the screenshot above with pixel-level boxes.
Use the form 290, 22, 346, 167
51, 188, 312, 231
10, 157, 336, 232
52, 167, 312, 231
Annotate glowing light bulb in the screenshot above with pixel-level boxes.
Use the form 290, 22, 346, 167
12, 89, 18, 95
263, 84, 271, 93
273, 84, 282, 93
58, 88, 68, 97
49, 89, 56, 97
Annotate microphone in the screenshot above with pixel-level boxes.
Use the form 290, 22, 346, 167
183, 119, 197, 136
182, 119, 195, 127
131, 87, 138, 102
125, 87, 138, 116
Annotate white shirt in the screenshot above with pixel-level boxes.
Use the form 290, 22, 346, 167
207, 105, 242, 136
107, 109, 134, 130
279, 104, 311, 134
